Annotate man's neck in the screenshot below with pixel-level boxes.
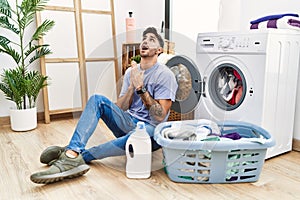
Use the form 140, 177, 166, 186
140, 57, 157, 70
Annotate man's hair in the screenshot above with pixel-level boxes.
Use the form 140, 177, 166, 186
142, 27, 164, 48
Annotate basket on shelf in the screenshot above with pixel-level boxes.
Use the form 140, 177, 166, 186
167, 109, 194, 121
154, 120, 275, 183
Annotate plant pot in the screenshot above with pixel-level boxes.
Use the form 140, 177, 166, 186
10, 107, 37, 131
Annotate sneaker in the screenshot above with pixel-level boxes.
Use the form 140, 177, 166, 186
31, 152, 90, 184
40, 146, 66, 165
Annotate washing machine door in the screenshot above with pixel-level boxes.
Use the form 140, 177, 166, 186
206, 62, 247, 111
165, 55, 201, 114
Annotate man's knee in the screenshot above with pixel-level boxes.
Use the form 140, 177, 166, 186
88, 94, 109, 104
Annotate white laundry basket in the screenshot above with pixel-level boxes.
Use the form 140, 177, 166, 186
154, 120, 275, 183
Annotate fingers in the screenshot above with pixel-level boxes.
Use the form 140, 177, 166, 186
131, 60, 137, 67
130, 64, 144, 89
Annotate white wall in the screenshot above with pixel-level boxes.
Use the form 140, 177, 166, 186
170, 0, 220, 61
171, 0, 221, 41
219, 0, 300, 31
114, 0, 164, 37
0, 0, 164, 117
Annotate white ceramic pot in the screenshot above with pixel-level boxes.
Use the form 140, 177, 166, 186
10, 107, 37, 131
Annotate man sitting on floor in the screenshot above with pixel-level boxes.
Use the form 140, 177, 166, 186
30, 27, 178, 184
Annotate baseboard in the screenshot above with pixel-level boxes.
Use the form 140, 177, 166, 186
0, 112, 44, 126
0, 111, 81, 126
293, 138, 300, 152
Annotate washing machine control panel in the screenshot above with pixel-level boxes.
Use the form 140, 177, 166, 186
219, 37, 251, 49
197, 33, 267, 53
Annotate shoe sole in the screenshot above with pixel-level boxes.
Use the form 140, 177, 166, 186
30, 164, 90, 184
40, 146, 65, 165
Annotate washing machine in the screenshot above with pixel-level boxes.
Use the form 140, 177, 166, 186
166, 29, 300, 158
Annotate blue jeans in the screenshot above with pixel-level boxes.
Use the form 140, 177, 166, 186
67, 94, 160, 163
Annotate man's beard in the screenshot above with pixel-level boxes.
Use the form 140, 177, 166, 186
140, 49, 157, 58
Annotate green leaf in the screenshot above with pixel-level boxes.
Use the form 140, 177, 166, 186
0, 35, 10, 47
21, 0, 49, 13
0, 16, 20, 34
24, 70, 48, 108
0, 67, 26, 109
19, 12, 35, 29
0, 0, 12, 18
24, 44, 49, 57
31, 19, 55, 41
0, 44, 21, 64
29, 46, 52, 64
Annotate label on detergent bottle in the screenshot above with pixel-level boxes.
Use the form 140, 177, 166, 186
125, 121, 152, 179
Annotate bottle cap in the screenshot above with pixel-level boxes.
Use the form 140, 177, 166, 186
136, 121, 145, 130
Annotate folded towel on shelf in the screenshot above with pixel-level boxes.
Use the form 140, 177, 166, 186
288, 18, 300, 28
250, 15, 300, 30
250, 13, 299, 24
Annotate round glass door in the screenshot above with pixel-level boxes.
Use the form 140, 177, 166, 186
170, 63, 192, 102
208, 63, 246, 111
166, 55, 201, 114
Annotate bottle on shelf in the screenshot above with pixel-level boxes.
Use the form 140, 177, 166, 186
126, 11, 136, 43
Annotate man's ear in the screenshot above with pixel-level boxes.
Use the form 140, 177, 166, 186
156, 47, 163, 54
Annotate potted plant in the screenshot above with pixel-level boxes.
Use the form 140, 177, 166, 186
0, 0, 54, 131
130, 54, 141, 64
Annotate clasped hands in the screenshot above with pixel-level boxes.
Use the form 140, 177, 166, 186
130, 61, 144, 90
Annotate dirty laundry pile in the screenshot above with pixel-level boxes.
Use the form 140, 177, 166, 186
217, 68, 243, 106
162, 119, 266, 144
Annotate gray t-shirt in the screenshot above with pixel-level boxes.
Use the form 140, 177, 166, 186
120, 62, 178, 125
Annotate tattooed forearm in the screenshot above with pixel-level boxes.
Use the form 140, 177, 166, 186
149, 103, 163, 119
139, 91, 165, 122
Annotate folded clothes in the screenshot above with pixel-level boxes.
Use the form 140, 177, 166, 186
250, 13, 299, 24
288, 18, 300, 28
250, 16, 300, 30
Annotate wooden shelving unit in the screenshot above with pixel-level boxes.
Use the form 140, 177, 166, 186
121, 42, 140, 75
36, 0, 118, 123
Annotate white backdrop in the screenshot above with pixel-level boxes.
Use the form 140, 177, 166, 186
218, 0, 300, 31
0, 0, 165, 117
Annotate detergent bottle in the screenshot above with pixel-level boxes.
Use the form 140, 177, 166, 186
125, 121, 152, 179
126, 11, 136, 42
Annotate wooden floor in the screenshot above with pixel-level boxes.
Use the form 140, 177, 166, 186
1, 117, 300, 200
